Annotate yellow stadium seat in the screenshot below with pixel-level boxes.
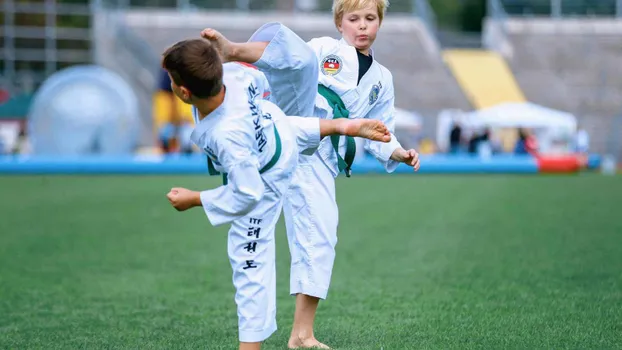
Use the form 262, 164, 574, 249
443, 49, 526, 110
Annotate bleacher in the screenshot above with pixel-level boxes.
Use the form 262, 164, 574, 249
443, 49, 526, 110
114, 10, 471, 116
484, 16, 622, 154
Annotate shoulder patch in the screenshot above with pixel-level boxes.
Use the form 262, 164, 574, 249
204, 146, 221, 165
321, 54, 342, 76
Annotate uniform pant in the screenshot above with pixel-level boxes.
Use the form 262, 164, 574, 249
251, 22, 339, 301
228, 189, 282, 343
284, 152, 338, 300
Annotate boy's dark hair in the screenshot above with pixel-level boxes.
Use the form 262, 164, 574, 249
162, 39, 223, 98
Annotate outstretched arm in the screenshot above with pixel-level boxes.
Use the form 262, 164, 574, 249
166, 129, 265, 226
365, 81, 420, 173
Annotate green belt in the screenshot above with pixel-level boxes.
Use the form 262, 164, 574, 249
317, 84, 356, 177
207, 125, 282, 185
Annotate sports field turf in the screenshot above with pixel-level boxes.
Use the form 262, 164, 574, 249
1, 174, 621, 349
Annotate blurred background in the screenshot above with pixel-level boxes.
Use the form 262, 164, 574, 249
1, 0, 621, 174
2, 2, 622, 348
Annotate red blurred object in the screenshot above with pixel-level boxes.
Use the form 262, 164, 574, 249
537, 155, 581, 173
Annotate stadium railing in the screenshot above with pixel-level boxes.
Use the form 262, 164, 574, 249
498, 0, 622, 17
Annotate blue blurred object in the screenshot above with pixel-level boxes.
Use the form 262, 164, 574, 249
27, 65, 141, 156
587, 154, 601, 169
352, 154, 539, 174
0, 154, 542, 175
0, 155, 209, 175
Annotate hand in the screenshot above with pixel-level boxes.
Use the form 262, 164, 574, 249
391, 148, 421, 172
166, 187, 202, 211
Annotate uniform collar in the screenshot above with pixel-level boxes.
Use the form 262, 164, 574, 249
190, 87, 228, 142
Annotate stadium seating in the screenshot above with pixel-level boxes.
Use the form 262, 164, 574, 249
443, 49, 526, 109
117, 10, 472, 114
484, 18, 622, 154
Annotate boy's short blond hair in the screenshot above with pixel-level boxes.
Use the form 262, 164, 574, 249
332, 0, 389, 28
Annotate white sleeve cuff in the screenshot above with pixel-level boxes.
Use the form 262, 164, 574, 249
366, 134, 402, 173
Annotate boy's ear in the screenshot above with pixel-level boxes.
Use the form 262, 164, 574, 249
179, 86, 192, 100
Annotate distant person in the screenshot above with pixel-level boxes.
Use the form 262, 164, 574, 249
514, 128, 538, 155
449, 122, 462, 154
468, 128, 490, 155
575, 126, 589, 155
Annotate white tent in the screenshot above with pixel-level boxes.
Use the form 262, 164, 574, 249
437, 102, 578, 153
461, 102, 577, 131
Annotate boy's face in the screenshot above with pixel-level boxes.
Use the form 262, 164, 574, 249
337, 2, 380, 55
168, 72, 192, 104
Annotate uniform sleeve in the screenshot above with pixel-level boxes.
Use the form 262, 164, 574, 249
364, 76, 403, 173
199, 128, 265, 226
249, 66, 273, 101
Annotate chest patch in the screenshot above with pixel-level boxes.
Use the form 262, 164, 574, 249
321, 54, 343, 76
369, 82, 382, 105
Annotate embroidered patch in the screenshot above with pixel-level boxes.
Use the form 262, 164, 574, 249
369, 84, 381, 105
321, 54, 342, 76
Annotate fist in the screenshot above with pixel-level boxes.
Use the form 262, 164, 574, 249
166, 187, 200, 211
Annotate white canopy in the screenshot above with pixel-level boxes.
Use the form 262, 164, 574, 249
436, 102, 578, 153
461, 102, 577, 131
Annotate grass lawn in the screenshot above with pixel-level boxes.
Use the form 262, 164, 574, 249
1, 174, 621, 349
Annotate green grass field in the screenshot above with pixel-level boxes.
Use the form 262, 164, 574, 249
1, 174, 621, 349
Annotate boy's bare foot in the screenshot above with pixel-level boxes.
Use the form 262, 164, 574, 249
342, 119, 391, 142
200, 28, 238, 62
287, 336, 330, 349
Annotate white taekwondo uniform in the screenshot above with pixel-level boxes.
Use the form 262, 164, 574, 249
282, 36, 404, 300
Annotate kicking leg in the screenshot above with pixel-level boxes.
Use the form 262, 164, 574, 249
281, 116, 390, 158
201, 23, 318, 118
200, 28, 267, 64
319, 118, 391, 143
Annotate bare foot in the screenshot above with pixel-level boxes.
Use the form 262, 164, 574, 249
287, 336, 331, 349
343, 119, 391, 143
200, 28, 238, 62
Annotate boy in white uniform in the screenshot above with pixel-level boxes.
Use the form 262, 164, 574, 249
162, 27, 391, 350
290, 2, 422, 347
201, 1, 422, 348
